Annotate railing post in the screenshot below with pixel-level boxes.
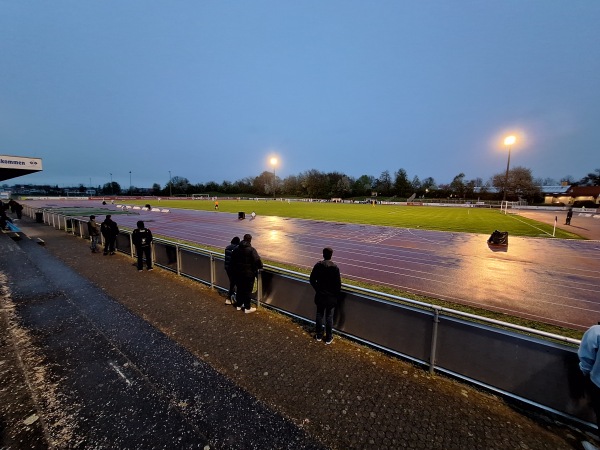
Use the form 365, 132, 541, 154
257, 270, 263, 308
176, 245, 181, 276
429, 308, 440, 374
209, 254, 215, 289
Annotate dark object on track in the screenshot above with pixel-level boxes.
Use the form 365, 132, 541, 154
488, 230, 508, 246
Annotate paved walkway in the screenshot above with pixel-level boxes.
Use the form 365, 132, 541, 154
0, 216, 593, 449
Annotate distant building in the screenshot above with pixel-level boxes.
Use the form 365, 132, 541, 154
544, 185, 600, 206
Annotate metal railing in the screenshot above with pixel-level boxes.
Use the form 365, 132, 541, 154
23, 205, 594, 430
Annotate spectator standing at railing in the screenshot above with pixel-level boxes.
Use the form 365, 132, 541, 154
310, 247, 341, 345
132, 220, 153, 271
0, 206, 11, 230
224, 236, 240, 305
101, 215, 119, 256
578, 324, 600, 450
8, 200, 23, 219
87, 215, 100, 253
231, 233, 262, 314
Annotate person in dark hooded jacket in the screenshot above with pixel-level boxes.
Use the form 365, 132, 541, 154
310, 247, 341, 344
231, 234, 263, 313
132, 220, 153, 271
101, 215, 119, 255
224, 236, 240, 304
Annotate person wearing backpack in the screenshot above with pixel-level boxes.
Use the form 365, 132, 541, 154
101, 215, 119, 255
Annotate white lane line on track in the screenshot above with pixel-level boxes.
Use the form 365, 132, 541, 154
109, 361, 132, 386
351, 274, 600, 322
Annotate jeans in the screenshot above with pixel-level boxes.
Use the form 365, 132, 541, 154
316, 304, 335, 341
90, 235, 99, 251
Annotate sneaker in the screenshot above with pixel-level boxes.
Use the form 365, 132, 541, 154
138, 270, 143, 272
245, 307, 256, 314
148, 268, 154, 271
110, 252, 115, 255
225, 299, 232, 305
314, 335, 322, 342
325, 337, 334, 345
582, 441, 600, 450
236, 306, 243, 311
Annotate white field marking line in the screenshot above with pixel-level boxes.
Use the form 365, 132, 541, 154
406, 227, 449, 244
109, 361, 132, 386
509, 213, 555, 236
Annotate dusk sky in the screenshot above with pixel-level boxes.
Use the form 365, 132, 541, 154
1, 1, 598, 190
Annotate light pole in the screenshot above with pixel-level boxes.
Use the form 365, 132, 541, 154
169, 171, 172, 197
110, 173, 113, 195
502, 135, 516, 202
270, 157, 277, 197
129, 171, 132, 195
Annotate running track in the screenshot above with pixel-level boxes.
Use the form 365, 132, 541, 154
24, 200, 600, 330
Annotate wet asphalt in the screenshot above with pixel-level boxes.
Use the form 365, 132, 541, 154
0, 216, 591, 449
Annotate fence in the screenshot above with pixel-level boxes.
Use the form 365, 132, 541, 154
24, 205, 595, 430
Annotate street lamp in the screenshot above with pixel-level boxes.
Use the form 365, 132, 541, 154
270, 157, 278, 196
502, 135, 516, 202
109, 173, 113, 195
129, 171, 132, 195
169, 171, 172, 197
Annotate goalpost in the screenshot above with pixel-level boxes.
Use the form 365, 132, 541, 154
192, 194, 210, 200
500, 200, 525, 214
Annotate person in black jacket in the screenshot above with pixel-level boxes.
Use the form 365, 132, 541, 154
101, 215, 119, 255
310, 247, 341, 344
224, 236, 240, 304
231, 233, 263, 313
132, 220, 153, 271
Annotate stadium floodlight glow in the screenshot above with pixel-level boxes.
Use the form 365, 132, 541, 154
502, 135, 516, 202
270, 157, 278, 196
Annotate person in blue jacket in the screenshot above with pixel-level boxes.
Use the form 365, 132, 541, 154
578, 324, 600, 449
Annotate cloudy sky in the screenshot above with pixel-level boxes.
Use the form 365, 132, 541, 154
1, 1, 598, 189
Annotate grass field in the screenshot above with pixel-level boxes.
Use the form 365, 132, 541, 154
130, 199, 583, 240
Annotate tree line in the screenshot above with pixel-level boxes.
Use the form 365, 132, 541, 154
6, 168, 599, 203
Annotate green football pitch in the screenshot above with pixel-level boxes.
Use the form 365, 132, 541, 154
129, 199, 582, 240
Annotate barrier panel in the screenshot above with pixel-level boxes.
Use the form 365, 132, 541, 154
153, 241, 179, 272
23, 208, 594, 429
178, 247, 212, 284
